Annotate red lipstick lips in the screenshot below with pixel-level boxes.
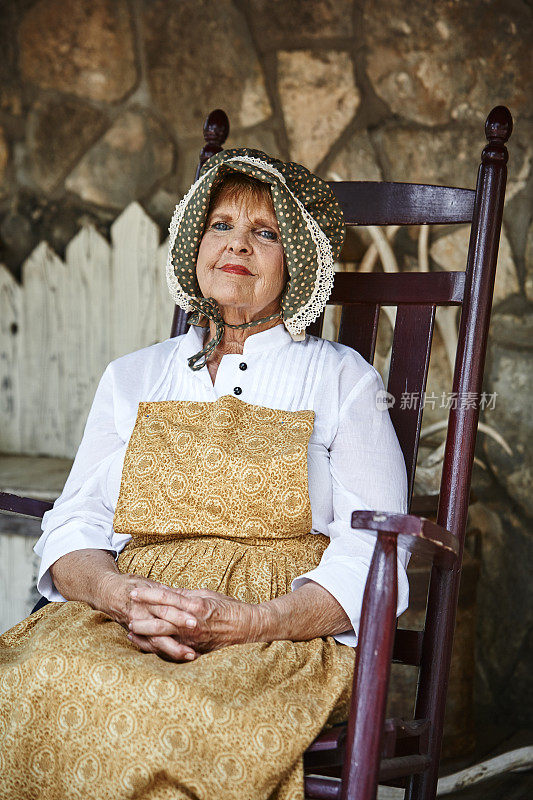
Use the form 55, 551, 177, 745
220, 264, 252, 275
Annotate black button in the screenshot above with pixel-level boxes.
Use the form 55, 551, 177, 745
239, 362, 247, 371
233, 387, 242, 395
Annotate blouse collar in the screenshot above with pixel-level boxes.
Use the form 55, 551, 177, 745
147, 323, 296, 401
182, 322, 294, 359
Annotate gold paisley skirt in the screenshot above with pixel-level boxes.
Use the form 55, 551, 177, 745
0, 535, 355, 800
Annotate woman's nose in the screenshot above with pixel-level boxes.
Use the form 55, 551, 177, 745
227, 228, 252, 253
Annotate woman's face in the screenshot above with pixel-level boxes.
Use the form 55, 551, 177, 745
195, 190, 286, 321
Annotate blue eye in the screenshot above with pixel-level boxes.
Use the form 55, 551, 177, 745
211, 221, 231, 231
258, 229, 278, 241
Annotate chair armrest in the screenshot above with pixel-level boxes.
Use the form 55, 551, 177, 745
0, 491, 52, 519
351, 511, 459, 569
341, 515, 398, 793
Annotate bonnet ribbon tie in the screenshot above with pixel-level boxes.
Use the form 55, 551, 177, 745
187, 297, 281, 371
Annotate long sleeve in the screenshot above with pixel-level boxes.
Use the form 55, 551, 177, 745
292, 368, 409, 647
34, 364, 132, 601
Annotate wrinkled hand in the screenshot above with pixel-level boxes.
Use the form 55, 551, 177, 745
126, 585, 258, 661
96, 572, 199, 662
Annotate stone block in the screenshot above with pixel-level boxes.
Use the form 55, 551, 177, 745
278, 50, 360, 170
326, 130, 382, 181
472, 501, 533, 724
505, 121, 533, 204
364, 0, 532, 125
373, 120, 531, 200
248, 0, 353, 48
0, 2, 23, 116
145, 189, 180, 234
224, 127, 283, 162
372, 125, 482, 189
430, 226, 519, 305
26, 98, 107, 193
0, 126, 8, 197
143, 0, 271, 138
0, 213, 33, 267
65, 110, 174, 209
18, 0, 137, 102
483, 310, 533, 516
526, 221, 533, 301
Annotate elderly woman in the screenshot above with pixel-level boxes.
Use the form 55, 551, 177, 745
0, 149, 408, 800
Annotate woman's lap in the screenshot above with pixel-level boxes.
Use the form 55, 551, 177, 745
0, 599, 354, 800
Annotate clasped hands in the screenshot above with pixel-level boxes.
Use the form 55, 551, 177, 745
122, 579, 258, 663
97, 568, 346, 663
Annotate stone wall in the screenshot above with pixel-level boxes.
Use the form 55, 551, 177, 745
0, 0, 531, 728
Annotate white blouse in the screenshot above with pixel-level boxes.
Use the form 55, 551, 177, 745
35, 324, 409, 647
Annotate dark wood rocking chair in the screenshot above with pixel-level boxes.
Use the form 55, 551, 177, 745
0, 105, 513, 800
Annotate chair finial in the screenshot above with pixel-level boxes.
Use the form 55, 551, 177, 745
482, 106, 513, 165
196, 109, 230, 176
485, 106, 513, 144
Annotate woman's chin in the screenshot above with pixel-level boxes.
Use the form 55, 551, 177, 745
210, 287, 254, 311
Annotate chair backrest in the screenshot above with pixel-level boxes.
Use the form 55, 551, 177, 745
172, 106, 512, 545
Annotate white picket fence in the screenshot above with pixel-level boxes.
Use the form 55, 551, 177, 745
0, 203, 175, 458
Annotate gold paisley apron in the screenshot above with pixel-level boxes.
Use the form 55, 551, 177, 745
0, 395, 355, 800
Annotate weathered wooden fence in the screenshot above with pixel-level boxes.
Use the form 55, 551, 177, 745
0, 202, 175, 458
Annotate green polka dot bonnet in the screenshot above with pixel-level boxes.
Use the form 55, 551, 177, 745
166, 148, 345, 359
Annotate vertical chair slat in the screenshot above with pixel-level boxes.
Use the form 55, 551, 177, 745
170, 306, 189, 338
338, 304, 380, 363
387, 305, 436, 505
307, 311, 325, 338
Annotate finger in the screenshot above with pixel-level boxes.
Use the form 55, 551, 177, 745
129, 585, 184, 604
124, 602, 162, 627
127, 632, 156, 653
127, 632, 197, 662
140, 603, 200, 628
130, 586, 201, 612
128, 615, 197, 637
149, 635, 198, 662
125, 599, 196, 633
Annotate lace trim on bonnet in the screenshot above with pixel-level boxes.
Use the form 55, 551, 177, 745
166, 156, 335, 337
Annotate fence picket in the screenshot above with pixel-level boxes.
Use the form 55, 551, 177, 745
21, 243, 69, 455
64, 226, 112, 450
110, 202, 160, 360
0, 265, 23, 452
